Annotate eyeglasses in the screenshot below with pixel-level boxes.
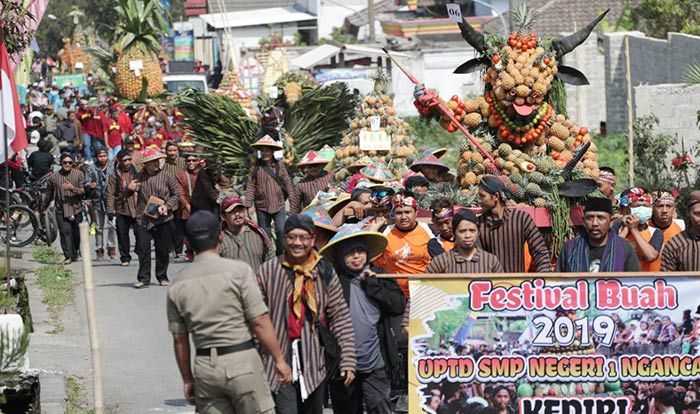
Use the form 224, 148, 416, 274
121, 157, 132, 162
284, 234, 313, 243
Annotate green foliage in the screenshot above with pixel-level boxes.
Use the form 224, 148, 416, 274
683, 63, 700, 84
114, 0, 169, 52
633, 115, 676, 190
35, 0, 120, 55
593, 132, 630, 190
328, 26, 357, 45
66, 377, 95, 414
426, 298, 470, 348
632, 0, 700, 39
32, 246, 62, 265
545, 78, 568, 117
405, 116, 461, 169
35, 265, 74, 328
0, 1, 35, 57
600, 4, 635, 32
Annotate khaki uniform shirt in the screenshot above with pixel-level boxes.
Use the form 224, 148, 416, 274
167, 252, 268, 349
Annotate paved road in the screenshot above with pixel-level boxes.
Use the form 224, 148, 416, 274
86, 252, 194, 413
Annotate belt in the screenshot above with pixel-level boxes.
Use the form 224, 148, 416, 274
196, 340, 254, 357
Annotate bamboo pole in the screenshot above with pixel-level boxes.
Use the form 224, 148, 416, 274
79, 223, 104, 414
624, 35, 635, 186
375, 271, 700, 279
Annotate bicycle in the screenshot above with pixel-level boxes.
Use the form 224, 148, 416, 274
0, 201, 39, 248
12, 172, 58, 246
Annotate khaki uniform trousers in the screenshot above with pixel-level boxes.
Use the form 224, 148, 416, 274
193, 347, 275, 414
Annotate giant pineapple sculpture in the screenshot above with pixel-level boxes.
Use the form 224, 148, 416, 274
417, 5, 607, 206
111, 0, 167, 100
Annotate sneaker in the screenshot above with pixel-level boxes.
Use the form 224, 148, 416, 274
133, 281, 149, 289
89, 224, 96, 236
158, 280, 170, 286
121, 261, 130, 267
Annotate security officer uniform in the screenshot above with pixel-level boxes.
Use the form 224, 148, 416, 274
167, 213, 275, 414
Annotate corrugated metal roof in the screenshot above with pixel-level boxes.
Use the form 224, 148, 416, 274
290, 43, 410, 69
199, 6, 316, 29
207, 0, 298, 14
344, 0, 401, 28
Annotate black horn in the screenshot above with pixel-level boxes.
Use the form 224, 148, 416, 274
552, 9, 609, 59
458, 18, 486, 53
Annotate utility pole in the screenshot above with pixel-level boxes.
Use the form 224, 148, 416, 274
508, 0, 514, 32
368, 0, 375, 43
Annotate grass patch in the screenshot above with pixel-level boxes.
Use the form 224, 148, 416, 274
35, 265, 74, 332
66, 377, 95, 414
32, 246, 62, 264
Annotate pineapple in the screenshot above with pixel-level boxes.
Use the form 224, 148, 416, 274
525, 182, 544, 197
284, 82, 302, 104
112, 0, 168, 100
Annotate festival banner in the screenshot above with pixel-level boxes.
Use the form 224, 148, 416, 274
408, 276, 700, 414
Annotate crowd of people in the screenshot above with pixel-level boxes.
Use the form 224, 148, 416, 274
6, 83, 700, 414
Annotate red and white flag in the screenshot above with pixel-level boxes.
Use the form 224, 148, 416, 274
0, 40, 28, 161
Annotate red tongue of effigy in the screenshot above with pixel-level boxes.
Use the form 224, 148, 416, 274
513, 102, 534, 117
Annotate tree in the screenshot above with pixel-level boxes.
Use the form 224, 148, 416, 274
632, 115, 676, 191
34, 0, 184, 56
0, 1, 35, 57
632, 0, 700, 39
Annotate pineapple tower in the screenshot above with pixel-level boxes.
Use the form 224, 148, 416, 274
215, 71, 256, 118
333, 71, 418, 182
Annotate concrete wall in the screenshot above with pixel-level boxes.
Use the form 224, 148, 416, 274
390, 47, 484, 117
634, 84, 700, 153
604, 32, 700, 133
562, 33, 606, 133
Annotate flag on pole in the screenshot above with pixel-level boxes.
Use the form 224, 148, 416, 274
0, 40, 29, 161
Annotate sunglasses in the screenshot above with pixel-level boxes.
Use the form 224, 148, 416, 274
121, 157, 132, 162
186, 159, 198, 163
62, 161, 74, 165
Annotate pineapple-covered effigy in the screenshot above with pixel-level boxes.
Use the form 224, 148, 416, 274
414, 5, 608, 208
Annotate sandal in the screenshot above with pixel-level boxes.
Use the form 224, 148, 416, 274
63, 259, 72, 265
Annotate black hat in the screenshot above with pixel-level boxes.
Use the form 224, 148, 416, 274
452, 209, 478, 233
479, 175, 505, 194
284, 215, 316, 235
185, 211, 220, 241
584, 197, 613, 215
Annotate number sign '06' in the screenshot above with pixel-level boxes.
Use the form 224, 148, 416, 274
407, 276, 699, 414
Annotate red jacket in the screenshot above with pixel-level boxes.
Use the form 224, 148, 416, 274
118, 110, 133, 135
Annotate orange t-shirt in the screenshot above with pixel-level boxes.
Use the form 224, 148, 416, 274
374, 223, 434, 298
647, 220, 684, 271
625, 227, 663, 272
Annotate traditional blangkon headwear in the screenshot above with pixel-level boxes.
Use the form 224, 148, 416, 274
391, 193, 418, 211
479, 175, 510, 202
619, 187, 652, 207
652, 190, 677, 206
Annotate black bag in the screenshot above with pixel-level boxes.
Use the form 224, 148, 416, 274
285, 259, 341, 381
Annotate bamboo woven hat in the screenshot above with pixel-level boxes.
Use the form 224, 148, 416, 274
360, 161, 395, 183
299, 205, 338, 233
251, 135, 283, 150
410, 154, 449, 174
318, 223, 388, 261
140, 147, 166, 163
297, 151, 330, 167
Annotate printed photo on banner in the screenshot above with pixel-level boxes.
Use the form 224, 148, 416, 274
407, 276, 700, 414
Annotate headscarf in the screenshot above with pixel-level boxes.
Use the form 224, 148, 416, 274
619, 187, 652, 207
283, 249, 321, 328
596, 170, 616, 186
391, 193, 418, 211
652, 190, 676, 206
334, 238, 368, 279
